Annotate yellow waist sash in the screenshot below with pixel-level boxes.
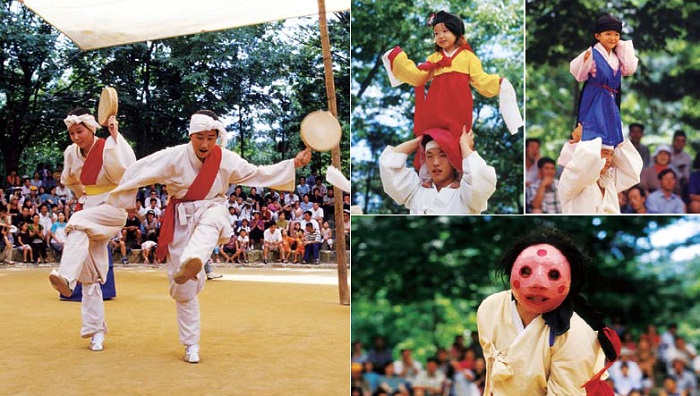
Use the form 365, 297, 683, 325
84, 184, 117, 196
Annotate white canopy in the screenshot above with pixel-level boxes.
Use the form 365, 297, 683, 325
20, 0, 350, 50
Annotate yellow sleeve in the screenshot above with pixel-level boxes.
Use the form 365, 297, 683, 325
463, 51, 500, 98
383, 47, 432, 87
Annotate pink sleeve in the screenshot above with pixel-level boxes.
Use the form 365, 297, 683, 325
570, 47, 596, 82
615, 40, 638, 76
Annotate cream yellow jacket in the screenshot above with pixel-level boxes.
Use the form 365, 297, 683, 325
477, 291, 606, 396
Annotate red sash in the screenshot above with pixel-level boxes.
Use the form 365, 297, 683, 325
581, 327, 621, 396
80, 138, 106, 186
156, 145, 222, 262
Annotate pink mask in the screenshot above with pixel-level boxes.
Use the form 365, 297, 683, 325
510, 244, 571, 314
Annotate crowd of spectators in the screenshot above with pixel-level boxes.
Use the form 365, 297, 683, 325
353, 324, 700, 396
526, 126, 700, 214
1, 164, 350, 265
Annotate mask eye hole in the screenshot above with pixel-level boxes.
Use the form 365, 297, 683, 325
549, 269, 560, 280
519, 266, 531, 277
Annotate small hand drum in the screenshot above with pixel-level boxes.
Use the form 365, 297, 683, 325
98, 87, 118, 126
300, 110, 342, 152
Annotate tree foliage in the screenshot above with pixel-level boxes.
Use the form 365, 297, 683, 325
526, 0, 700, 161
0, 1, 350, 181
350, 0, 524, 214
351, 216, 700, 361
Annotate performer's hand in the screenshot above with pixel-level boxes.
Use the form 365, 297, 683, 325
569, 123, 583, 144
294, 148, 312, 168
460, 126, 475, 158
393, 136, 422, 155
107, 116, 119, 140
584, 49, 591, 62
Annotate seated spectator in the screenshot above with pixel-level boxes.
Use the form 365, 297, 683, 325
668, 358, 696, 396
231, 185, 247, 201
249, 211, 265, 248
6, 169, 21, 188
262, 223, 283, 264
28, 214, 47, 263
43, 186, 61, 206
688, 152, 700, 213
413, 358, 446, 396
30, 171, 43, 189
275, 212, 289, 233
300, 194, 313, 212
122, 208, 143, 248
302, 222, 322, 265
646, 169, 686, 213
221, 234, 237, 263
236, 218, 251, 236
227, 206, 239, 229
622, 185, 647, 214
526, 157, 561, 213
296, 177, 310, 197
640, 145, 681, 194
657, 377, 684, 396
1, 224, 14, 264
376, 362, 409, 395
49, 212, 68, 260
20, 178, 32, 198
141, 240, 157, 264
314, 177, 328, 197
142, 210, 160, 242
280, 229, 293, 263
292, 228, 305, 264
320, 221, 333, 250
109, 232, 128, 264
310, 201, 324, 223
239, 198, 253, 222
394, 348, 422, 386
16, 222, 33, 263
323, 187, 335, 222
37, 204, 53, 236
248, 187, 264, 210
300, 210, 320, 232
230, 229, 249, 263
291, 201, 304, 223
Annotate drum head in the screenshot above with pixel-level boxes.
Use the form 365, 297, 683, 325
98, 87, 118, 126
300, 111, 342, 152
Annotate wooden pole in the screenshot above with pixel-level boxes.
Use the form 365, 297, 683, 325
317, 0, 349, 306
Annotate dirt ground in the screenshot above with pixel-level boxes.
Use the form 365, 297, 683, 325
0, 266, 350, 395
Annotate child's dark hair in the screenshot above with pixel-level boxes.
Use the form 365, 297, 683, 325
496, 227, 618, 362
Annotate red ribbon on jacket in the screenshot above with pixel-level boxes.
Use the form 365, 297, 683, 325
155, 145, 222, 262
80, 138, 106, 186
581, 327, 622, 396
75, 138, 106, 212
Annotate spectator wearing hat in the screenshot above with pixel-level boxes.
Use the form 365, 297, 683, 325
646, 169, 685, 214
142, 210, 160, 242
239, 198, 254, 222
640, 145, 682, 195
20, 178, 32, 198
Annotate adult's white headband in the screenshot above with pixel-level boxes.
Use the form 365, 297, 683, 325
64, 114, 101, 133
189, 113, 228, 147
